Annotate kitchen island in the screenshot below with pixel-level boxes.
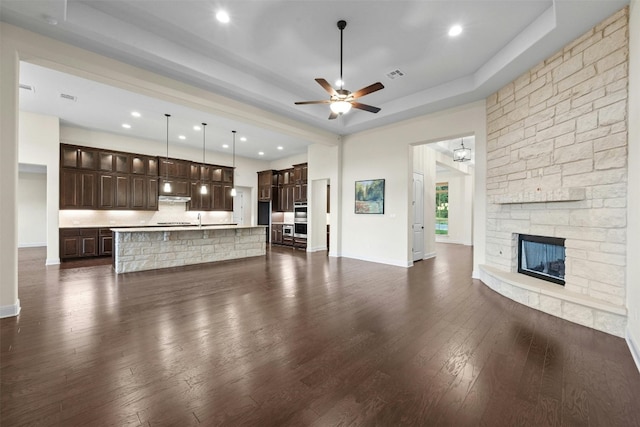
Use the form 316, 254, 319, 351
111, 225, 266, 273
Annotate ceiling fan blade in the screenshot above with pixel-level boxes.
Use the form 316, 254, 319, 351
328, 111, 339, 120
315, 78, 338, 96
351, 102, 381, 114
295, 100, 332, 105
351, 82, 384, 99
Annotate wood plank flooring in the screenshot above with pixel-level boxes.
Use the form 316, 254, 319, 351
2, 244, 639, 426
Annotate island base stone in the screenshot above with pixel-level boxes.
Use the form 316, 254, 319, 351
113, 227, 266, 273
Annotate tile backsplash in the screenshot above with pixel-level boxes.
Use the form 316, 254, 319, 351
59, 202, 233, 227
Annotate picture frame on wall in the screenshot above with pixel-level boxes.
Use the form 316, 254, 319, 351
355, 179, 385, 214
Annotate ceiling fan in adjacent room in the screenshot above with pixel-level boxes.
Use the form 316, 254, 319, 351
295, 20, 384, 120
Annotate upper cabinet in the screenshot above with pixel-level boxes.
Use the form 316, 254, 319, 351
61, 144, 156, 211
293, 163, 308, 203
260, 163, 306, 212
257, 170, 278, 202
61, 145, 97, 169
60, 144, 233, 212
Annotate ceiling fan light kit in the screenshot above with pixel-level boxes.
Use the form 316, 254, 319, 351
295, 19, 384, 119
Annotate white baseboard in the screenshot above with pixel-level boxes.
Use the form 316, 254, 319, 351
46, 258, 61, 266
0, 299, 21, 318
307, 246, 328, 253
472, 269, 480, 279
626, 328, 640, 374
18, 243, 46, 248
423, 252, 436, 260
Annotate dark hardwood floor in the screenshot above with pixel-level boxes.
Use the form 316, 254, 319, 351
2, 244, 639, 426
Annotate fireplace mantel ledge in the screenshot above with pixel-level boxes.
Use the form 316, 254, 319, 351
491, 187, 586, 204
479, 265, 626, 316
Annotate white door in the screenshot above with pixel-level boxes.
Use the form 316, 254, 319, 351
413, 172, 425, 261
233, 189, 244, 225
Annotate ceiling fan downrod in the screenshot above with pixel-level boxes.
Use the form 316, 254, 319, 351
338, 20, 346, 90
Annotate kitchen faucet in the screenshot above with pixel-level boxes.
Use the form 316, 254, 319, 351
197, 213, 201, 228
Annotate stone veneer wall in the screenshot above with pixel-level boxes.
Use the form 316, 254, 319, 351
483, 8, 629, 334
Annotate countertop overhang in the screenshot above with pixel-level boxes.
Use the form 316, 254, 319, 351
111, 225, 266, 232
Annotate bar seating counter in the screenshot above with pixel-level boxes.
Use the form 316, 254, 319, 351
111, 225, 267, 273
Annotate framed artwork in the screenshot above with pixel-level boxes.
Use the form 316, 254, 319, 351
355, 179, 385, 214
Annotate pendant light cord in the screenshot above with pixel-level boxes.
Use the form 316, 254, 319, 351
165, 114, 170, 181
232, 130, 236, 168
202, 123, 207, 165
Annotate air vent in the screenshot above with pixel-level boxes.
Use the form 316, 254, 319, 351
386, 69, 405, 80
19, 84, 35, 92
60, 93, 77, 102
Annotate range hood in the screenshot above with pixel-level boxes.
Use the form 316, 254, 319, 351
158, 195, 191, 203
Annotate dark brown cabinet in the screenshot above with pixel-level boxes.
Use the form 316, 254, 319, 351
60, 169, 97, 209
159, 158, 189, 179
132, 155, 158, 176
98, 152, 130, 173
99, 228, 113, 256
60, 228, 112, 259
61, 144, 158, 211
60, 228, 100, 259
293, 163, 308, 203
60, 144, 232, 212
258, 170, 278, 202
61, 145, 97, 169
264, 166, 303, 212
271, 224, 283, 244
98, 174, 130, 209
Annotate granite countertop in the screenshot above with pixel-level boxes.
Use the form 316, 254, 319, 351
271, 222, 294, 225
60, 223, 237, 229
111, 224, 266, 232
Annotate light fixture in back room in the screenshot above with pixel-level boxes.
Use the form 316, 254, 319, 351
200, 122, 208, 195
453, 138, 471, 162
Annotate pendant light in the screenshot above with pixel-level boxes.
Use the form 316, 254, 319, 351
230, 130, 237, 197
200, 123, 208, 195
163, 114, 172, 193
453, 138, 471, 162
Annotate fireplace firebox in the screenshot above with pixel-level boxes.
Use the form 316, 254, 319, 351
517, 234, 565, 285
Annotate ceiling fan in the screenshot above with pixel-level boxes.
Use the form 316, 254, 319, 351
295, 20, 384, 120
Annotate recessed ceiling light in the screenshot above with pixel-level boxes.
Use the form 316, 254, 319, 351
216, 10, 230, 23
449, 24, 462, 37
222, 144, 229, 148
240, 137, 247, 142
277, 146, 283, 150
193, 125, 201, 131
122, 123, 131, 129
131, 111, 141, 118
258, 152, 264, 156
178, 135, 186, 140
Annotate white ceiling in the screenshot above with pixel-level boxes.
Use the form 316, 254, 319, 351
1, 0, 629, 161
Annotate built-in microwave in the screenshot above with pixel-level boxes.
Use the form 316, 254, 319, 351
283, 224, 294, 237
294, 203, 307, 223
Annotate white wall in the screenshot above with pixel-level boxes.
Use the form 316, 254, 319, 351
269, 153, 308, 171
341, 102, 486, 269
18, 171, 47, 247
626, 0, 640, 369
18, 111, 60, 265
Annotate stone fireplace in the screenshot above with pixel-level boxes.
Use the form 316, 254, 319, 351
479, 8, 629, 337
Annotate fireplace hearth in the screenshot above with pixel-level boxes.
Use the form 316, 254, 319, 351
517, 234, 565, 285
